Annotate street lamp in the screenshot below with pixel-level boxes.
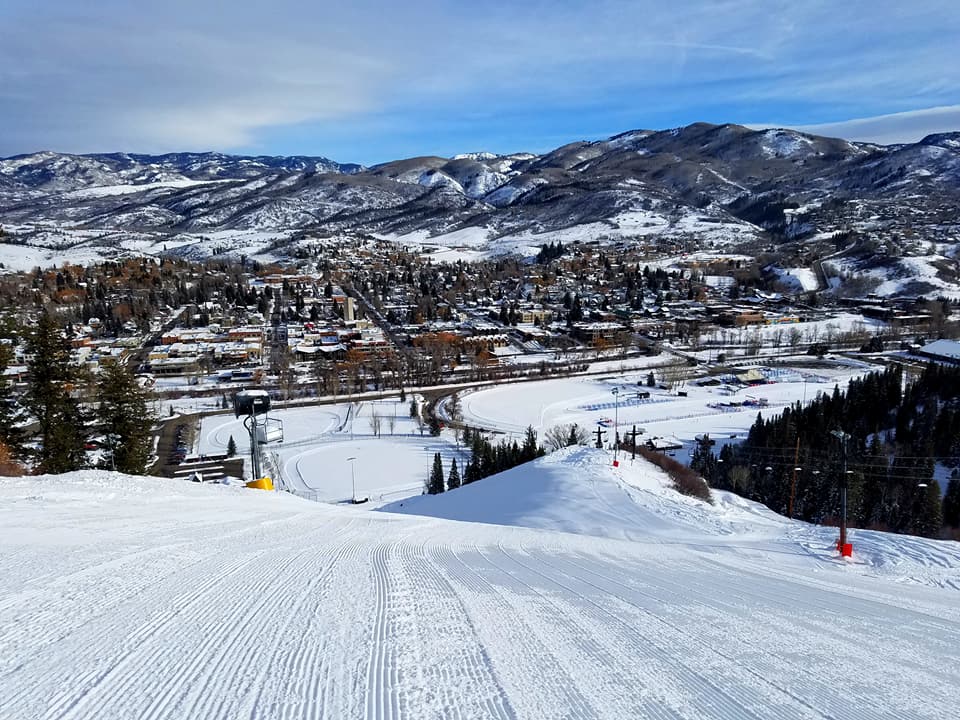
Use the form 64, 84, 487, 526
346, 456, 358, 503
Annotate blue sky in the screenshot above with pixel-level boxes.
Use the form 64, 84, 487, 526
1, 0, 958, 164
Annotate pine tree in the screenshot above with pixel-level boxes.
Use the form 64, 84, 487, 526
227, 435, 237, 458
25, 311, 86, 474
913, 482, 944, 538
463, 458, 479, 484
427, 452, 445, 494
943, 476, 960, 528
521, 425, 539, 462
447, 457, 461, 490
0, 334, 23, 455
97, 359, 156, 474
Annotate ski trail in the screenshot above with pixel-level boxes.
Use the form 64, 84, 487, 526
442, 543, 601, 719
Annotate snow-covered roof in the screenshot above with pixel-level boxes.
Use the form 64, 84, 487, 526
919, 339, 960, 361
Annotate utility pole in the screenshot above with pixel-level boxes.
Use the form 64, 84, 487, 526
595, 425, 607, 449
831, 429, 851, 555
629, 425, 639, 460
788, 434, 800, 518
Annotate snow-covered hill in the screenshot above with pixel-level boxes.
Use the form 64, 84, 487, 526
383, 446, 783, 541
385, 447, 960, 590
2, 452, 960, 719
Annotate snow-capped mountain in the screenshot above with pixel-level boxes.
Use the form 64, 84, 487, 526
0, 150, 361, 191
1, 124, 958, 280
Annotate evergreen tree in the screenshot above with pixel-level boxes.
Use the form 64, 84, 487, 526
447, 457, 461, 490
943, 476, 960, 528
427, 452, 445, 494
521, 425, 539, 462
689, 435, 718, 485
25, 311, 86, 473
913, 482, 944, 538
96, 360, 156, 474
227, 435, 237, 458
0, 332, 23, 455
464, 458, 479, 484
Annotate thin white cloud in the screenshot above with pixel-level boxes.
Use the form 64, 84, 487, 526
0, 1, 957, 156
757, 106, 960, 145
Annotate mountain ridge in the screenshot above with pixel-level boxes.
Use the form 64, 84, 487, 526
1, 122, 958, 287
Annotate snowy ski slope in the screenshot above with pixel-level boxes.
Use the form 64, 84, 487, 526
2, 451, 959, 719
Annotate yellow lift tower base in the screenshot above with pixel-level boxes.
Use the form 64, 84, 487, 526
246, 476, 274, 491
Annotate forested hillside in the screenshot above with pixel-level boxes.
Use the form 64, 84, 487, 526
693, 365, 960, 538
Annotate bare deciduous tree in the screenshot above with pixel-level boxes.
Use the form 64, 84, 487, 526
544, 423, 590, 452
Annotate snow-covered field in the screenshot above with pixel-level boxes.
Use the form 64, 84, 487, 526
191, 362, 868, 504
197, 399, 467, 504
2, 449, 959, 719
456, 365, 867, 460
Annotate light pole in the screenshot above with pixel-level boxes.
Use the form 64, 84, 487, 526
347, 456, 357, 503
789, 465, 801, 519
611, 387, 620, 464
830, 430, 851, 555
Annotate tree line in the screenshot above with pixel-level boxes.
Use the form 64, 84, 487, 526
0, 310, 156, 476
426, 426, 545, 494
691, 365, 960, 538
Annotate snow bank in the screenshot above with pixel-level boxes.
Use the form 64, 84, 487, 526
383, 447, 737, 541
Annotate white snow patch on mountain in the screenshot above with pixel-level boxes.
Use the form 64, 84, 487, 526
761, 129, 816, 158
62, 178, 239, 199
770, 266, 820, 292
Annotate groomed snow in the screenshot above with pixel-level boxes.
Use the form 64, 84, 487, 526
2, 454, 959, 719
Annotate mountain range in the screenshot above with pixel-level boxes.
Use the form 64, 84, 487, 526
1, 123, 959, 294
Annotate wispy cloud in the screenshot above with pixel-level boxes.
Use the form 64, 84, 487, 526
782, 106, 960, 145
0, 0, 957, 160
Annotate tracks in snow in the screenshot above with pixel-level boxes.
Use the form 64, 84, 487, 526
3, 491, 959, 720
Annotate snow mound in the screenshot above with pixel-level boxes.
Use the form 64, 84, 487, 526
382, 447, 783, 541
383, 447, 960, 592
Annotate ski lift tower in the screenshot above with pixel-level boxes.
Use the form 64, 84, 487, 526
234, 389, 284, 486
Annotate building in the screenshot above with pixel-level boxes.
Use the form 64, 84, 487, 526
917, 339, 960, 364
